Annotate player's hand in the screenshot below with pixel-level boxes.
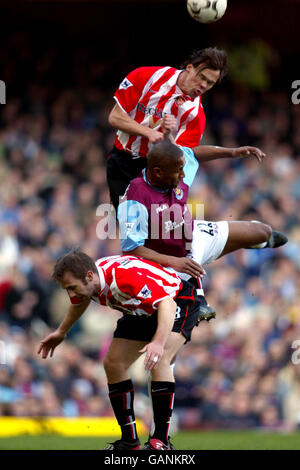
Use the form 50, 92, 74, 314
167, 256, 206, 278
232, 146, 267, 162
37, 331, 66, 359
139, 342, 164, 370
162, 114, 176, 136
145, 128, 164, 144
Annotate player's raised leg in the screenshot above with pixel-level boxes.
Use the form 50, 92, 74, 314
191, 219, 288, 267
219, 220, 287, 258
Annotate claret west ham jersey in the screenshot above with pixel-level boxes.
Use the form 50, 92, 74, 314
113, 66, 206, 158
118, 146, 199, 258
92, 255, 182, 317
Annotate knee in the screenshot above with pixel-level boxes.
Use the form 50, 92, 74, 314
155, 356, 173, 371
103, 354, 127, 376
250, 221, 272, 242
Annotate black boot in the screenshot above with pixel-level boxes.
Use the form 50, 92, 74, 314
188, 277, 216, 324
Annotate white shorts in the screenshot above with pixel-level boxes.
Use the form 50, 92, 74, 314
176, 220, 229, 281
191, 220, 229, 265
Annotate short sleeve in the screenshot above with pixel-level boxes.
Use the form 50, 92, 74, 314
180, 146, 199, 187
118, 200, 149, 251
114, 66, 163, 114
175, 104, 206, 148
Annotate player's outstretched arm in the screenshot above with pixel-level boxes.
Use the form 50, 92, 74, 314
37, 300, 90, 359
125, 245, 205, 278
192, 145, 266, 163
108, 103, 164, 144
139, 297, 176, 370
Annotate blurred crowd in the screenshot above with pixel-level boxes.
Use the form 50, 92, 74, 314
0, 31, 300, 432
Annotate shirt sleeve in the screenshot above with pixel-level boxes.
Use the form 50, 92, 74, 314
114, 66, 162, 114
180, 146, 199, 187
118, 199, 149, 251
176, 105, 206, 148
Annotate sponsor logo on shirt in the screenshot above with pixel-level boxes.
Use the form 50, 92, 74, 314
164, 219, 184, 233
156, 204, 169, 214
136, 102, 167, 119
149, 116, 163, 129
137, 284, 152, 299
119, 78, 133, 90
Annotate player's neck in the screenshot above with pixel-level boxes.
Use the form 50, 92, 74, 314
176, 70, 188, 95
92, 276, 101, 296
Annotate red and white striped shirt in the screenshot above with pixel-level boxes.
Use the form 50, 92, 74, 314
93, 255, 182, 316
113, 66, 206, 158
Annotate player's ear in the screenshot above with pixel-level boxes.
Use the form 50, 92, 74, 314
86, 271, 94, 281
152, 167, 162, 179
185, 63, 193, 72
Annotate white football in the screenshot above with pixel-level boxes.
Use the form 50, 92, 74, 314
187, 0, 227, 23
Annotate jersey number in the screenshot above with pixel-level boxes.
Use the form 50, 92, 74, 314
174, 306, 181, 320
197, 222, 214, 236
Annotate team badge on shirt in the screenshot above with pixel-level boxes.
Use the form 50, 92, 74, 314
174, 186, 183, 200
119, 78, 133, 90
137, 285, 152, 299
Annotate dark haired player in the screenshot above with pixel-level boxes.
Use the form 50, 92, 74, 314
107, 47, 228, 211
106, 47, 268, 321
38, 251, 204, 450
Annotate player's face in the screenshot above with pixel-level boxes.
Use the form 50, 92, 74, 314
61, 271, 95, 303
183, 65, 220, 98
159, 155, 186, 189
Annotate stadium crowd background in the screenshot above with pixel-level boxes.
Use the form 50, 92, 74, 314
0, 1, 300, 433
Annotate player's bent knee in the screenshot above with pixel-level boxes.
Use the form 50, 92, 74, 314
263, 223, 272, 240
156, 356, 174, 370
103, 354, 128, 375
251, 221, 272, 241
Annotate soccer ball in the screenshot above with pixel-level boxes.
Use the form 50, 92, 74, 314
187, 0, 227, 23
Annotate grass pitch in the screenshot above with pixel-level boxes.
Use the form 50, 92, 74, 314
0, 431, 299, 450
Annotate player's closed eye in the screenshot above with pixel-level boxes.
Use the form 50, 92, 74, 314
198, 73, 214, 86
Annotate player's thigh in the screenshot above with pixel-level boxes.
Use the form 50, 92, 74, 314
191, 220, 229, 265
104, 337, 147, 369
221, 220, 272, 255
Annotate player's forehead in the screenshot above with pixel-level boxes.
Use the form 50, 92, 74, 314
166, 154, 185, 171
194, 66, 220, 82
61, 271, 81, 288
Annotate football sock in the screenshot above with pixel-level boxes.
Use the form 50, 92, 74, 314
108, 379, 138, 443
151, 381, 175, 445
196, 276, 204, 296
249, 241, 268, 249
249, 220, 269, 248
148, 363, 176, 437
192, 277, 210, 305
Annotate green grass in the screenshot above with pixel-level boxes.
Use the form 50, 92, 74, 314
0, 431, 299, 450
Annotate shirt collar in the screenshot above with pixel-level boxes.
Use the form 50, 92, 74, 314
174, 84, 193, 102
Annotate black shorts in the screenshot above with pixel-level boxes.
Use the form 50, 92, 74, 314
106, 147, 147, 212
113, 280, 200, 344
